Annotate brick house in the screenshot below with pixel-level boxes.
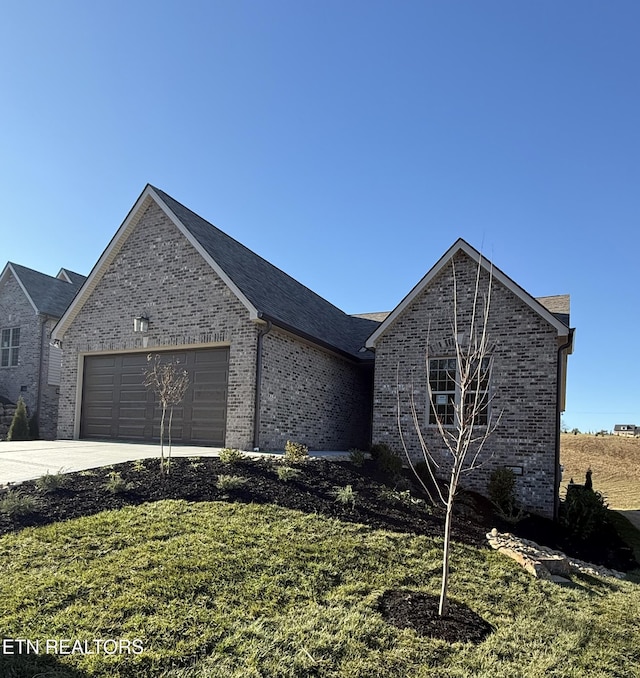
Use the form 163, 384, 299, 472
0, 263, 86, 438
52, 186, 573, 518
365, 240, 574, 519
52, 185, 377, 451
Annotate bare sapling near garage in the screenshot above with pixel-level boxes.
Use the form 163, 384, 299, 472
143, 353, 190, 475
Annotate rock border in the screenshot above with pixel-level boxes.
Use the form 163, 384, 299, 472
487, 528, 626, 582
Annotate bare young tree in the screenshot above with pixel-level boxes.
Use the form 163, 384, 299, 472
398, 256, 502, 616
143, 353, 190, 474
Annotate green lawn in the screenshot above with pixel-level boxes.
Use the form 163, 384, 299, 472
1, 499, 639, 677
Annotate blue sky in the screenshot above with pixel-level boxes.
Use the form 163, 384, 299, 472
1, 1, 638, 433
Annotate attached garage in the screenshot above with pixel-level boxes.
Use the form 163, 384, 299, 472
80, 348, 229, 445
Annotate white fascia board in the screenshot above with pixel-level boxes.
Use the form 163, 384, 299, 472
55, 268, 73, 283
365, 238, 569, 348
148, 187, 260, 320
0, 263, 39, 314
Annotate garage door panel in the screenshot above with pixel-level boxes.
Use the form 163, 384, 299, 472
81, 348, 228, 445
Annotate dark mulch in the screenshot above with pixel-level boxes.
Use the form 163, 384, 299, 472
0, 456, 486, 548
379, 589, 494, 644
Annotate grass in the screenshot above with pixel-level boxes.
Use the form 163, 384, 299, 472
1, 499, 640, 677
561, 434, 640, 509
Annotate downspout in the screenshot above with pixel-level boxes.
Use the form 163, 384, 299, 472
252, 319, 272, 451
36, 314, 48, 430
554, 329, 574, 520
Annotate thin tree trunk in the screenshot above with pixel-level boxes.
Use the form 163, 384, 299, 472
167, 407, 174, 474
439, 494, 455, 616
159, 406, 166, 473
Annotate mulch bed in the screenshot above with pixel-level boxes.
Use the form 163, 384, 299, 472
379, 589, 494, 644
0, 455, 489, 546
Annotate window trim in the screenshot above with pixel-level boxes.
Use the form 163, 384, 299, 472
427, 355, 491, 428
1, 327, 20, 368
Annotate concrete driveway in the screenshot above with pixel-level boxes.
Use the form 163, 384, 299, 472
0, 440, 224, 485
0, 440, 349, 485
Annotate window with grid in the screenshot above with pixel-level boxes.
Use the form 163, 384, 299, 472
428, 358, 457, 425
1, 328, 20, 367
428, 356, 490, 426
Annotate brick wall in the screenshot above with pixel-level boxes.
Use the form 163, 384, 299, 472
0, 274, 60, 438
372, 251, 560, 518
259, 328, 373, 451
57, 199, 259, 449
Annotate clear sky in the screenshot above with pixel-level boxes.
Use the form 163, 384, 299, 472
1, 1, 638, 433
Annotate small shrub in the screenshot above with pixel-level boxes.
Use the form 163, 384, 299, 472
219, 448, 245, 464
348, 448, 366, 467
105, 471, 134, 495
35, 470, 67, 494
284, 440, 309, 464
7, 397, 30, 441
488, 467, 526, 523
131, 459, 148, 473
276, 465, 301, 482
380, 487, 424, 506
216, 475, 247, 492
370, 443, 403, 476
332, 484, 357, 509
561, 482, 609, 541
0, 490, 38, 518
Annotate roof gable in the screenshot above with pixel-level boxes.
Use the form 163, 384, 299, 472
53, 185, 378, 358
366, 238, 571, 349
0, 262, 86, 318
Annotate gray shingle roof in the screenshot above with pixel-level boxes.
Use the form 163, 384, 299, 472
152, 187, 379, 360
9, 263, 86, 318
537, 295, 570, 327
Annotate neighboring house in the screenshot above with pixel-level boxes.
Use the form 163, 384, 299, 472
0, 263, 86, 438
51, 185, 574, 519
365, 240, 574, 519
613, 424, 639, 437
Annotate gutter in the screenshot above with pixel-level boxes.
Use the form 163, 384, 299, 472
554, 328, 574, 520
252, 319, 272, 451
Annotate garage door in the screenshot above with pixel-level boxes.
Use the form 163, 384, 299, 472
80, 348, 229, 445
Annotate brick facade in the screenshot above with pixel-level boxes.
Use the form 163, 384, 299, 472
57, 199, 259, 450
259, 328, 373, 450
0, 274, 60, 439
372, 251, 560, 518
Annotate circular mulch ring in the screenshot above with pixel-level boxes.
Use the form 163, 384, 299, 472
379, 589, 494, 644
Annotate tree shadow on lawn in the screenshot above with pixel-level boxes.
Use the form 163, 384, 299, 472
0, 651, 90, 678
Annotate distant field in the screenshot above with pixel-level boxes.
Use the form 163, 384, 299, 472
560, 433, 640, 509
